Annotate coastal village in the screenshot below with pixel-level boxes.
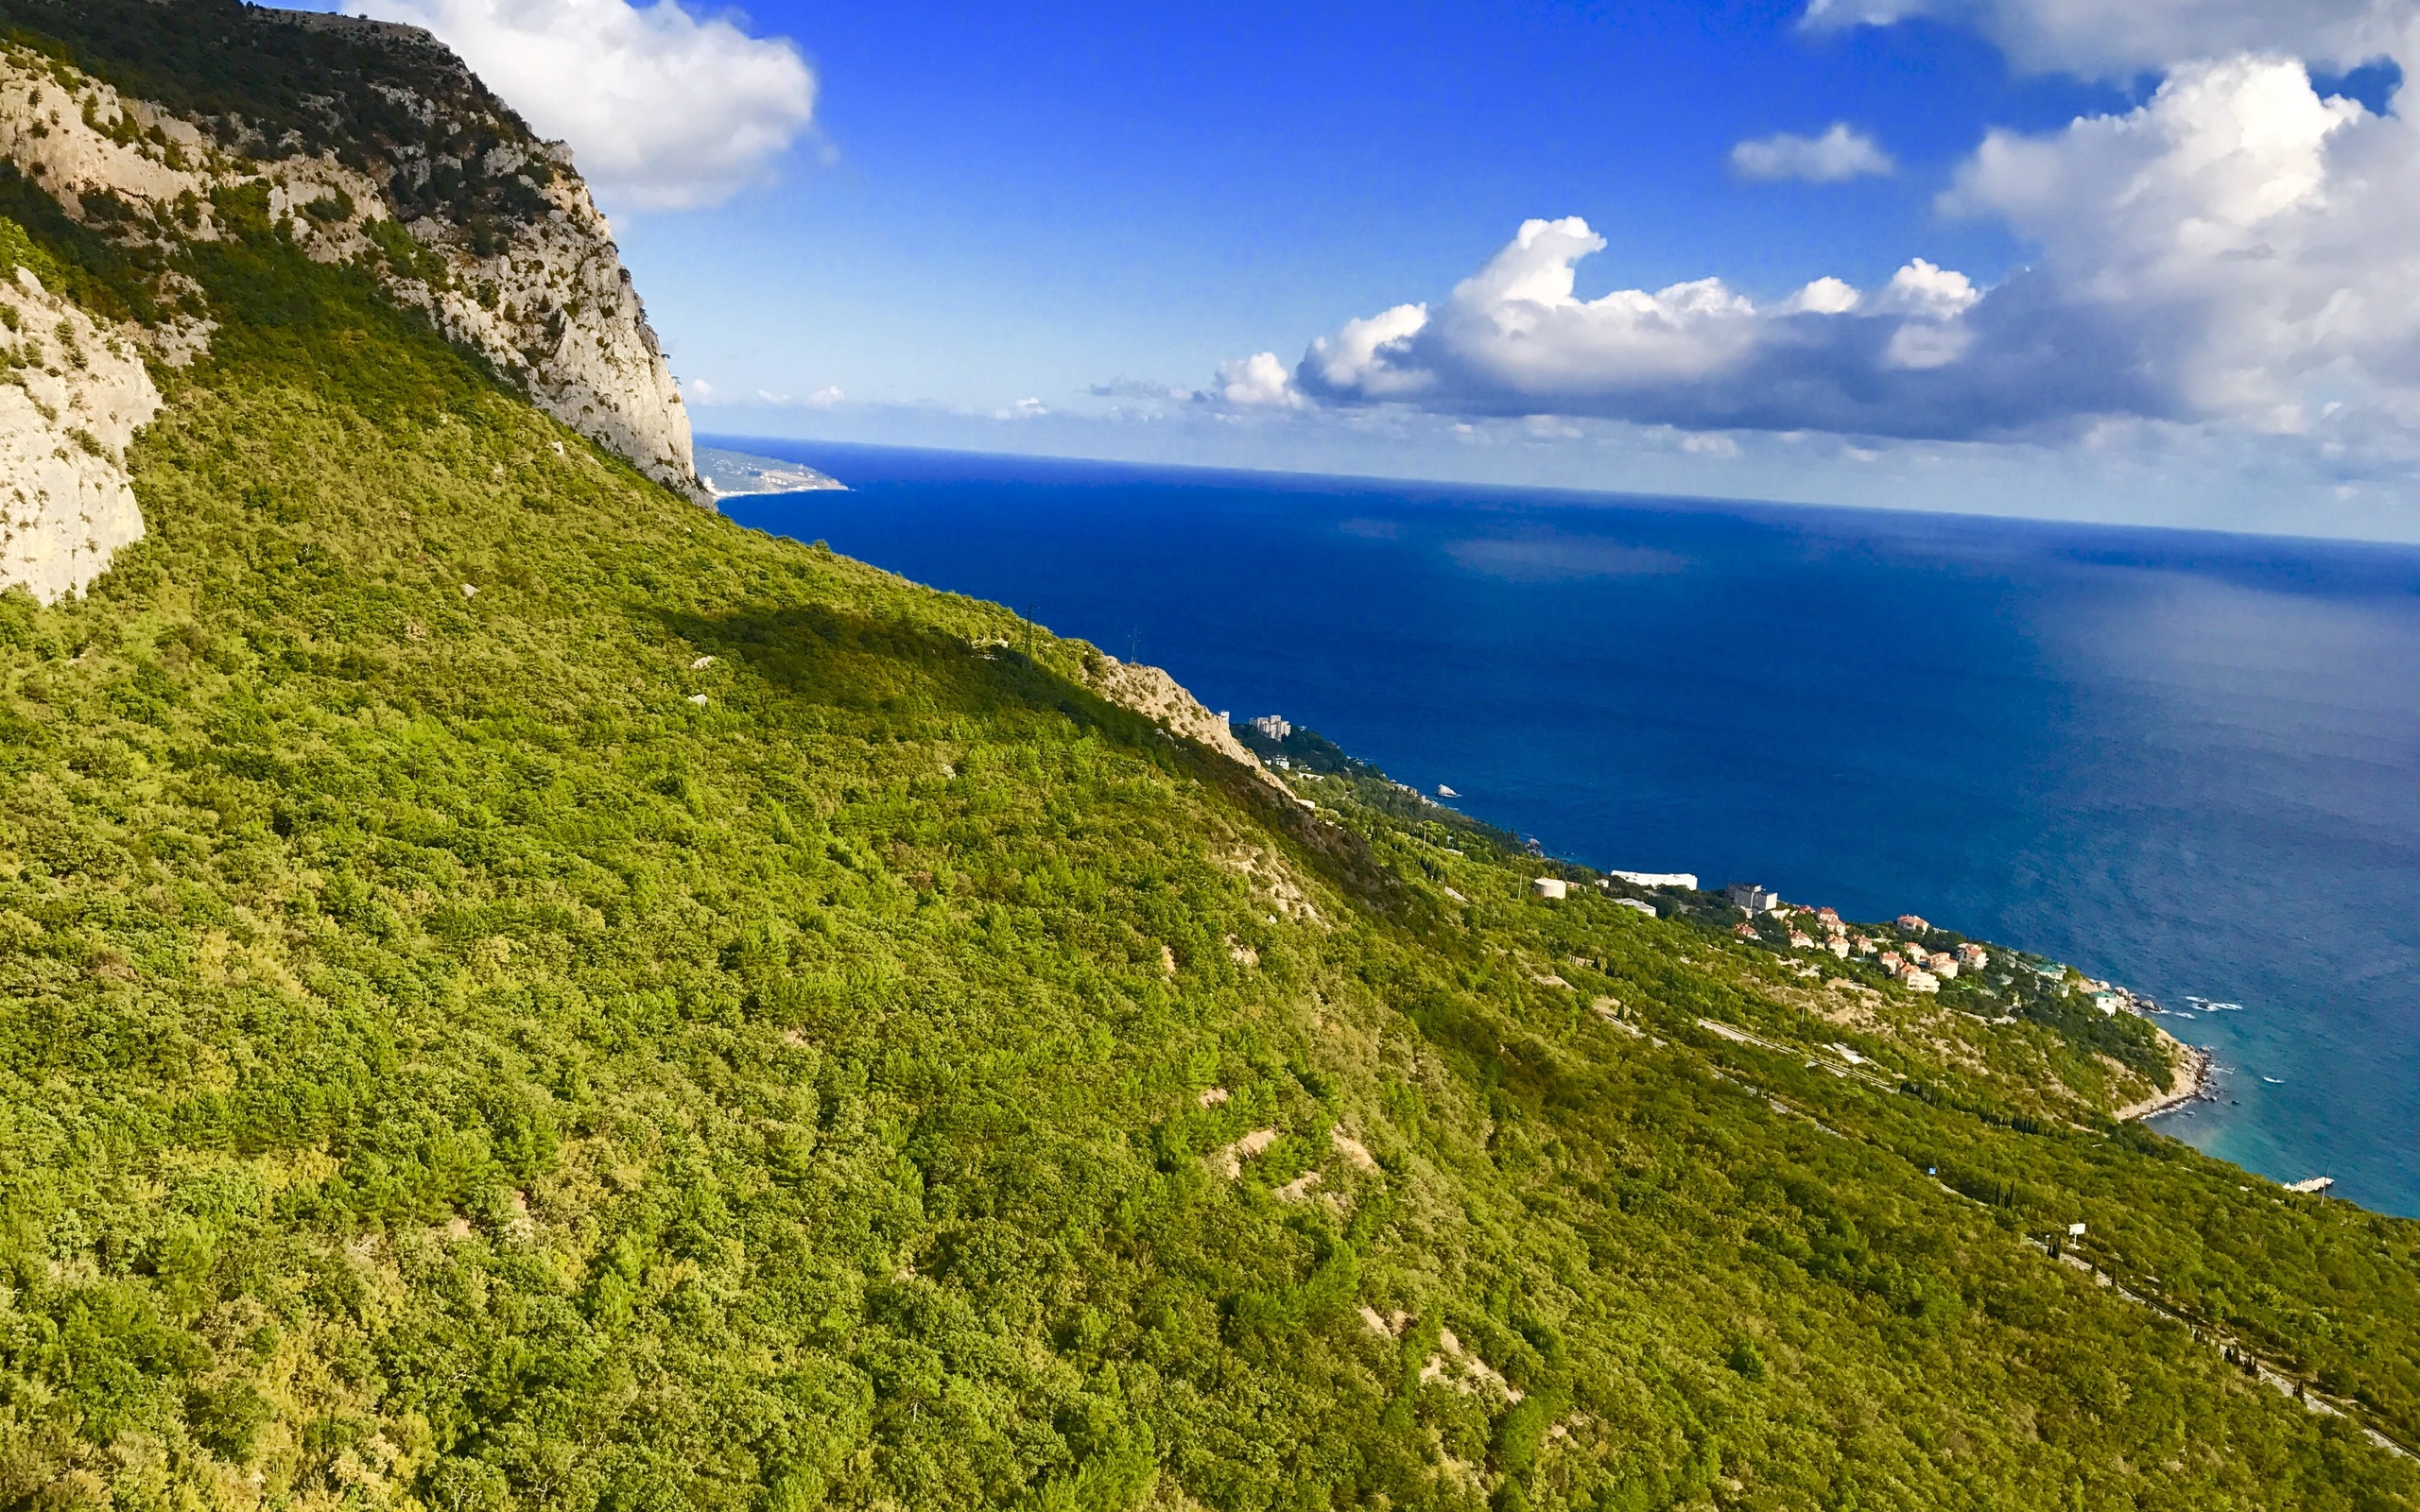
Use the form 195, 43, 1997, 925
1707, 882, 2003, 999
1232, 712, 2152, 1015
1230, 711, 2219, 1127
1593, 872, 2213, 1111
1695, 881, 2183, 1040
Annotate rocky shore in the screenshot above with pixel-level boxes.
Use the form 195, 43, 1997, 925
2116, 1035, 2217, 1122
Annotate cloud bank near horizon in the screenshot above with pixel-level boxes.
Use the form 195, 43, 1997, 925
1798, 0, 2405, 77
1214, 8, 2420, 489
346, 0, 818, 210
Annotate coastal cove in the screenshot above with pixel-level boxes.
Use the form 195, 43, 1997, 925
715, 438, 2420, 1215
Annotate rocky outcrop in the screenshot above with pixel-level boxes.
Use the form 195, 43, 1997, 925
377, 141, 701, 503
1081, 649, 1297, 793
0, 267, 160, 603
0, 53, 212, 206
0, 21, 707, 507
256, 10, 705, 503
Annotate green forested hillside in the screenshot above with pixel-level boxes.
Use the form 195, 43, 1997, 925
3, 16, 2420, 1512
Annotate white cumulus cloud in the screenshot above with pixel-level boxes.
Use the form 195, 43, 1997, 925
1212, 352, 1307, 408
1869, 259, 1979, 318
1731, 123, 1895, 181
1305, 304, 1432, 396
1945, 56, 2394, 426
1261, 215, 2002, 437
348, 0, 817, 210
1219, 43, 2420, 478
1425, 217, 1767, 396
1780, 276, 1862, 314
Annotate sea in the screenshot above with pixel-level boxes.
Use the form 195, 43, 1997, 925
708, 438, 2420, 1217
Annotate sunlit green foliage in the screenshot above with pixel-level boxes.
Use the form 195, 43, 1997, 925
0, 104, 2415, 1512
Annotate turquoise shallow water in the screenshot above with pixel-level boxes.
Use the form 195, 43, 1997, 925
712, 438, 2420, 1215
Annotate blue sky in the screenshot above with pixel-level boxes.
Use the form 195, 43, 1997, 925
627, 4, 2091, 398
326, 0, 2420, 540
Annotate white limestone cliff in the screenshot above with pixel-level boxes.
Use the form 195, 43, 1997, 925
366, 139, 703, 504
259, 12, 707, 504
0, 27, 708, 523
0, 268, 160, 604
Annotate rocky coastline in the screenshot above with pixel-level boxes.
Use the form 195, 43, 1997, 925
2116, 1035, 2217, 1122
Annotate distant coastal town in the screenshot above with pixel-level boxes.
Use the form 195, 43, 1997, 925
1615, 876, 2219, 1121
1227, 710, 2224, 1127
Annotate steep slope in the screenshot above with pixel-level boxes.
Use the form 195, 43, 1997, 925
0, 10, 2417, 1512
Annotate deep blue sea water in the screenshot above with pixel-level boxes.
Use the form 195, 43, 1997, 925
709, 438, 2420, 1216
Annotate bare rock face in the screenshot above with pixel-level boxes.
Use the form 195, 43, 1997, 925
1080, 649, 1294, 792
256, 11, 708, 503
0, 55, 211, 206
0, 19, 709, 509
0, 268, 161, 604
371, 140, 702, 504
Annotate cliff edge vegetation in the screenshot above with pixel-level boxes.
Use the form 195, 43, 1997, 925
0, 7, 2417, 1512
0, 0, 705, 550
